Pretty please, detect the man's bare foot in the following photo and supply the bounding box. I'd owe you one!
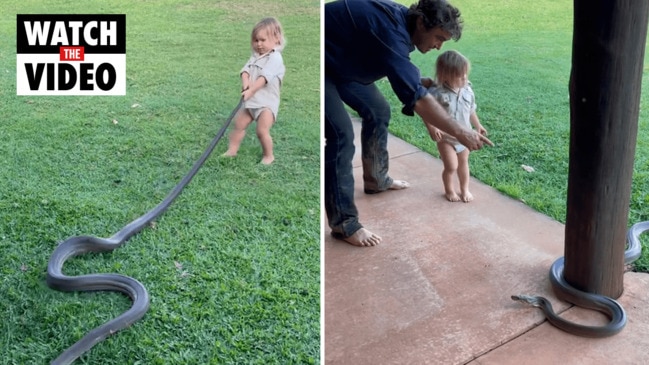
[461,190,474,202]
[365,179,410,194]
[445,191,461,202]
[261,155,274,165]
[334,228,381,247]
[389,180,410,190]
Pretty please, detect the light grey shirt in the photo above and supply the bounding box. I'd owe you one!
[429,82,477,149]
[240,49,285,119]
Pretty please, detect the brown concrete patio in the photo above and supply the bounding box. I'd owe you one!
[324,119,649,365]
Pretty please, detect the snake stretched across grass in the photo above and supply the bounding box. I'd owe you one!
[46,99,242,364]
[511,220,646,337]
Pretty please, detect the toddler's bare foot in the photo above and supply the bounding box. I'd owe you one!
[389,180,410,190]
[261,155,274,165]
[335,228,381,247]
[222,150,237,157]
[461,190,474,202]
[445,191,461,202]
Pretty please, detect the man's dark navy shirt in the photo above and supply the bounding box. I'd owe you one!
[325,0,428,115]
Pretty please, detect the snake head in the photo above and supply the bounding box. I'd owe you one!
[511,294,543,307]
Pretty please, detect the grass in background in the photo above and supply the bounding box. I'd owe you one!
[0,0,319,363]
[382,0,649,271]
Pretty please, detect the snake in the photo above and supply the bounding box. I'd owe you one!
[511,220,647,337]
[46,99,243,365]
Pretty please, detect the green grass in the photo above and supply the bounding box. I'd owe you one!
[1,0,319,364]
[381,0,649,271]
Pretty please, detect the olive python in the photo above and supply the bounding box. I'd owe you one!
[512,220,647,337]
[46,98,243,364]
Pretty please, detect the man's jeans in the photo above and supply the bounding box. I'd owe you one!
[324,78,392,237]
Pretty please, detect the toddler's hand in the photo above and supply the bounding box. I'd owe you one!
[241,88,253,101]
[429,128,443,142]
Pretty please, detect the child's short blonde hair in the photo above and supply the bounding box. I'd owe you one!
[435,50,470,85]
[252,17,286,52]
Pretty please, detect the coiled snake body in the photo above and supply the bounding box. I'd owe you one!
[512,221,647,337]
[46,99,242,364]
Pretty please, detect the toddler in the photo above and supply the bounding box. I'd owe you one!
[424,50,487,202]
[224,17,286,164]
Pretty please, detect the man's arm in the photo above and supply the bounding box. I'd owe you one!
[414,94,493,150]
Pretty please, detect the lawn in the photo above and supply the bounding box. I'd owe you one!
[382,0,649,271]
[0,0,320,364]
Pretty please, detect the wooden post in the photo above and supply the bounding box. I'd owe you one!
[564,0,649,297]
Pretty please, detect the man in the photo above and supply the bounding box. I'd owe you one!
[325,0,493,247]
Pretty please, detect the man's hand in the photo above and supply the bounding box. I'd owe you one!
[420,77,436,89]
[414,94,494,150]
[457,129,494,150]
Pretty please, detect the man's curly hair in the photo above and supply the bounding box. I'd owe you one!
[406,0,463,41]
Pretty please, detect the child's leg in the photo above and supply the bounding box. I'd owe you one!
[457,149,473,202]
[437,142,460,202]
[256,109,275,164]
[224,109,254,156]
